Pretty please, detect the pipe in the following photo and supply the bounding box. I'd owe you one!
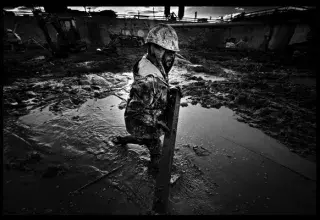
[169,19,303,28]
[168,21,265,28]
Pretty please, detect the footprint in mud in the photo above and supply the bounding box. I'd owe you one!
[169,158,220,215]
[183,144,211,156]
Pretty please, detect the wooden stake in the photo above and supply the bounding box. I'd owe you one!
[152,89,181,214]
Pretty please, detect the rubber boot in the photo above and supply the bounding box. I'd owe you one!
[147,138,162,173]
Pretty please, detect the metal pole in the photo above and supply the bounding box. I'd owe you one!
[167,21,265,28]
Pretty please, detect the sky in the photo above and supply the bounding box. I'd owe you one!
[4,6,280,19]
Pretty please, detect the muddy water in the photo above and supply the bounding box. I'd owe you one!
[169,66,226,86]
[5,68,316,214]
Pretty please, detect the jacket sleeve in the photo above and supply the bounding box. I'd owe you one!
[128,75,158,109]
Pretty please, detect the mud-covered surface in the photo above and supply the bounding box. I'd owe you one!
[3,46,316,215]
[178,49,316,161]
[3,47,142,117]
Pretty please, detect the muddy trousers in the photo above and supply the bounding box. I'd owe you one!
[114,135,162,167]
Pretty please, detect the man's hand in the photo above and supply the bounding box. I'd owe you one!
[157,120,170,134]
[169,85,183,98]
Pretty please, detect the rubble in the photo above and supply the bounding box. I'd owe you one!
[170,173,181,185]
[180,102,188,107]
[192,145,211,156]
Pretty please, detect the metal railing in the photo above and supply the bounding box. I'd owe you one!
[232,6,309,20]
[115,13,220,23]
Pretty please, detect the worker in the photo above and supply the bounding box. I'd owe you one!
[110,24,182,172]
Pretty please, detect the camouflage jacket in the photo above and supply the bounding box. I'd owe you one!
[124,54,170,139]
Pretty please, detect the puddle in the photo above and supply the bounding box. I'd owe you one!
[18,90,315,176]
[176,102,316,181]
[6,67,316,214]
[17,68,315,179]
[20,105,56,126]
[169,66,226,86]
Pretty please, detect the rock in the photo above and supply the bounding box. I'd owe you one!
[170,81,179,85]
[187,65,209,73]
[91,85,101,90]
[228,94,235,101]
[82,85,92,91]
[191,100,198,105]
[187,75,202,81]
[70,97,84,105]
[70,89,78,95]
[94,91,100,98]
[72,116,80,120]
[180,102,188,107]
[33,55,45,61]
[91,75,113,87]
[249,123,259,128]
[192,145,211,156]
[26,91,37,97]
[226,42,236,48]
[170,173,181,185]
[45,94,56,101]
[118,100,127,110]
[79,79,91,86]
[86,147,105,155]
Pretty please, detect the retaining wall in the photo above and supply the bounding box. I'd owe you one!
[4,15,311,51]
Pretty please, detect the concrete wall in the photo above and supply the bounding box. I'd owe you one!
[4,15,311,51]
[175,24,272,50]
[3,15,167,46]
[3,16,56,44]
[288,23,311,45]
[175,22,310,51]
[268,23,297,50]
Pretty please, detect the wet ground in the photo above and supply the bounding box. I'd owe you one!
[3,46,316,214]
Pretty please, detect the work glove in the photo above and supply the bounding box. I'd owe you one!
[156,120,170,134]
[169,85,183,98]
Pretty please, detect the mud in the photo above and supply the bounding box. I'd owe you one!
[178,49,316,161]
[3,44,316,214]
